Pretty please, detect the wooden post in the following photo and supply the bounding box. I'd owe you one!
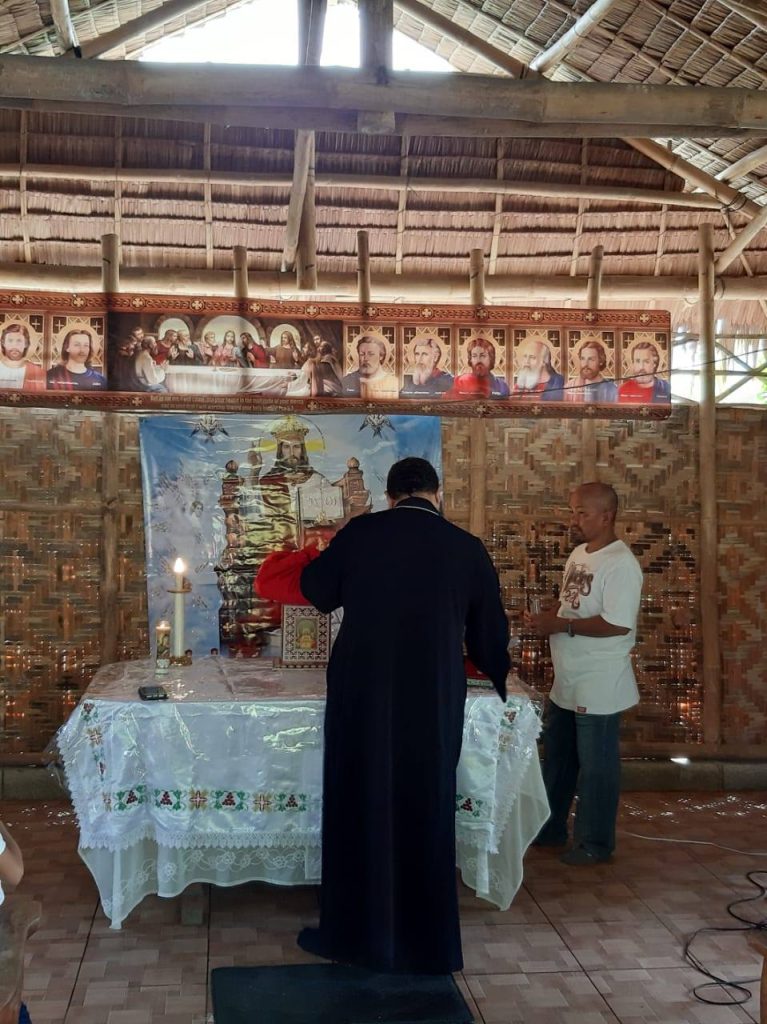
[469,248,485,306]
[586,243,604,308]
[357,230,371,307]
[359,0,392,75]
[296,139,317,290]
[581,244,603,481]
[101,232,119,293]
[100,233,120,666]
[49,0,79,54]
[697,223,722,746]
[469,421,487,540]
[358,0,394,133]
[468,248,487,539]
[282,130,314,272]
[233,245,248,300]
[293,0,324,289]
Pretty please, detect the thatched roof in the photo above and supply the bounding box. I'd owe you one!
[1,0,767,331]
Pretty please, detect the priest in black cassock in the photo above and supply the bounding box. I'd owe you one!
[256,457,510,974]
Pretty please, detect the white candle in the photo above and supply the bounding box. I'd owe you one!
[172,558,186,658]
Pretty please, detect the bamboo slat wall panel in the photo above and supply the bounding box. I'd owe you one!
[0,408,765,754]
[440,418,471,533]
[717,408,767,746]
[597,408,700,517]
[114,415,149,662]
[450,410,707,745]
[0,410,147,755]
[481,419,584,513]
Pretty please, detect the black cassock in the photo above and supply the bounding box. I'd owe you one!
[298,496,510,973]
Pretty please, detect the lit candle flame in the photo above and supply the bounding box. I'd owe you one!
[173,558,186,574]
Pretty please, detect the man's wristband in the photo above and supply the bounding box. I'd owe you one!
[567,619,575,637]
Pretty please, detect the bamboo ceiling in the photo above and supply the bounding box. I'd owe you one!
[1,0,767,331]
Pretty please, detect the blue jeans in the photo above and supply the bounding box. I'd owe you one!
[537,700,622,859]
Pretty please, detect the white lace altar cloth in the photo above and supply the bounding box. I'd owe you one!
[56,657,549,927]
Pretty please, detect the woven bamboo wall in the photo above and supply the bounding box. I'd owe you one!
[0,407,764,755]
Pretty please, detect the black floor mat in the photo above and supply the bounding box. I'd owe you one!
[210,963,475,1023]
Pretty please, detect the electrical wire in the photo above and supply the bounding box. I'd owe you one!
[683,872,766,1007]
[617,830,767,1006]
[618,830,767,857]
[525,344,767,398]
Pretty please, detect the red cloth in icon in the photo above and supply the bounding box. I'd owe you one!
[254,547,321,606]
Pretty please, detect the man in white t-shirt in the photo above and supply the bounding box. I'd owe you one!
[0,819,24,905]
[525,482,643,865]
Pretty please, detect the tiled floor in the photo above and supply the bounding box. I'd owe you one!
[2,792,765,1023]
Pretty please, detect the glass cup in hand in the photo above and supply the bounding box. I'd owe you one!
[527,594,542,615]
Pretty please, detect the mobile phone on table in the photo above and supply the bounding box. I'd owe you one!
[138,685,168,701]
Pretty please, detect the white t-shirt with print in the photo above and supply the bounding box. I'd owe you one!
[549,539,643,715]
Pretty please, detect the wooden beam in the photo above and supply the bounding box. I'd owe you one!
[74,0,212,59]
[720,208,767,323]
[49,0,80,55]
[530,0,623,75]
[203,122,213,270]
[18,112,31,263]
[358,0,394,133]
[0,162,724,209]
[715,141,767,182]
[391,0,756,213]
[287,0,325,285]
[357,230,371,307]
[3,58,767,136]
[6,263,767,300]
[715,201,767,273]
[394,135,409,275]
[394,0,527,77]
[488,139,504,277]
[653,167,670,277]
[625,138,761,219]
[569,139,589,279]
[1,95,762,139]
[697,223,721,748]
[296,148,317,290]
[282,130,314,272]
[298,0,328,65]
[360,0,393,73]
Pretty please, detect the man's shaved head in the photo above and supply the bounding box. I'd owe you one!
[575,482,619,519]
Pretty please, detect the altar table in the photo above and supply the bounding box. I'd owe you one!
[56,657,549,928]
